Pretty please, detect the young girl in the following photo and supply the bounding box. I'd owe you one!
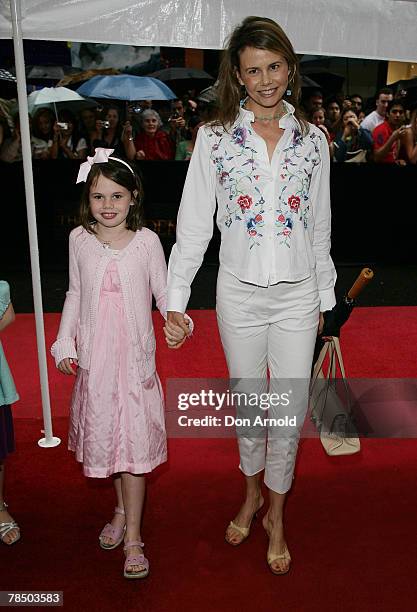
[0,280,20,546]
[52,148,190,579]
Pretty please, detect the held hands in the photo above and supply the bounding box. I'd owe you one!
[164,311,191,349]
[57,357,78,375]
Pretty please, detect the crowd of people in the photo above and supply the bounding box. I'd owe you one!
[0,84,416,165]
[306,88,417,164]
[0,97,208,163]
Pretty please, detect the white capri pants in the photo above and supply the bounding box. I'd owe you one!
[216,267,320,494]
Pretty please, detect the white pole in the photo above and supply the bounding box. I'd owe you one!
[10,0,60,448]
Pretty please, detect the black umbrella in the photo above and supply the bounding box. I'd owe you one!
[313,268,374,365]
[149,67,214,81]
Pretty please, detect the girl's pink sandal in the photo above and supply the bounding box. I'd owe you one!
[99,506,126,550]
[123,541,149,579]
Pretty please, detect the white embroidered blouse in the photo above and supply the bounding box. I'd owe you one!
[167,101,336,313]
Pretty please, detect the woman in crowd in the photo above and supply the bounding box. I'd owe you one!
[165,16,336,575]
[91,106,125,157]
[50,110,88,161]
[124,109,174,161]
[175,115,204,160]
[333,108,373,162]
[32,107,55,158]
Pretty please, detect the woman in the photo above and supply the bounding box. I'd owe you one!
[175,115,204,160]
[333,108,372,162]
[91,106,125,157]
[31,107,55,159]
[165,16,336,575]
[50,110,88,161]
[124,109,174,161]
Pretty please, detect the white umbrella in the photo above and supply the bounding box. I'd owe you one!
[27,86,96,117]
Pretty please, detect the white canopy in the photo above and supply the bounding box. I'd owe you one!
[1,0,417,61]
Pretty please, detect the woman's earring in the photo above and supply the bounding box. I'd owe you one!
[286,85,292,97]
[130,201,134,206]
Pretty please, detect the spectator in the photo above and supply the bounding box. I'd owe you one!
[32,108,55,155]
[373,100,408,164]
[401,107,417,164]
[333,109,373,162]
[168,99,188,145]
[350,93,363,115]
[78,108,97,154]
[90,105,125,157]
[325,97,342,138]
[310,108,333,156]
[361,87,393,134]
[124,109,174,161]
[175,115,204,160]
[304,89,323,114]
[0,114,49,163]
[342,96,352,110]
[50,111,88,160]
[0,109,10,150]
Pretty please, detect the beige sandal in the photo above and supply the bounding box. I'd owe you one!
[267,545,291,575]
[0,502,21,546]
[225,498,264,546]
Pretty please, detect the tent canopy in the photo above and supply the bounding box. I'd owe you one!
[1,0,417,62]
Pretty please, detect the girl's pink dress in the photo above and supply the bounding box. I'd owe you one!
[69,259,167,477]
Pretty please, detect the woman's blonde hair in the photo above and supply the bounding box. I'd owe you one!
[213,16,307,133]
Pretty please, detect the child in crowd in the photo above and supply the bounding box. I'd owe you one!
[0,281,20,545]
[52,148,190,578]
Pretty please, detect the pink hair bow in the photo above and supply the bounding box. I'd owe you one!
[76,147,115,184]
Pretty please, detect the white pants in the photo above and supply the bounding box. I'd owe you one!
[216,267,320,494]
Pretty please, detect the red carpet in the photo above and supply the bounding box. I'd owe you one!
[3,307,417,419]
[1,309,417,611]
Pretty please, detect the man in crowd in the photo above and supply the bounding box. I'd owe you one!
[361,87,393,134]
[350,94,363,116]
[304,90,323,114]
[373,100,408,164]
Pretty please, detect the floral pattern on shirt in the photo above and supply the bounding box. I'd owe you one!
[275,129,321,247]
[208,122,321,249]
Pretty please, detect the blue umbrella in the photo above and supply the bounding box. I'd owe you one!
[76,74,176,101]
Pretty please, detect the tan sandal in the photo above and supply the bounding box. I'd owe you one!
[225,498,264,546]
[0,502,21,546]
[267,545,291,575]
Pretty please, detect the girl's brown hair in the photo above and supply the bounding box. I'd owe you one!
[214,16,307,133]
[79,158,144,233]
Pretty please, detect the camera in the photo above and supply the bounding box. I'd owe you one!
[57,122,68,130]
[168,111,180,122]
[100,120,110,129]
[129,106,143,114]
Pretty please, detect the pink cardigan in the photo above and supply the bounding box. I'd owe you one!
[51,226,189,381]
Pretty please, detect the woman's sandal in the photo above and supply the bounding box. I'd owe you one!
[267,545,292,576]
[0,502,21,546]
[225,498,264,546]
[123,541,149,579]
[99,506,126,550]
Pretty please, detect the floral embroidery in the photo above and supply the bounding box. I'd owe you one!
[275,129,321,247]
[237,194,253,211]
[232,126,248,146]
[206,120,322,250]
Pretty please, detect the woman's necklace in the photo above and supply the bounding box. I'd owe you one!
[243,101,286,122]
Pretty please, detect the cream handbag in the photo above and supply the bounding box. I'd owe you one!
[310,337,360,456]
